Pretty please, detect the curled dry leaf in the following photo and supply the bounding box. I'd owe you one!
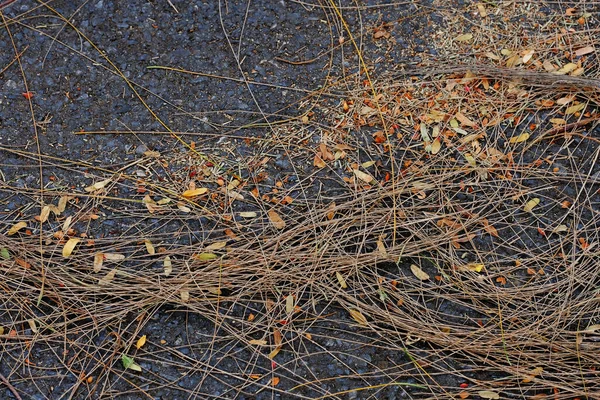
[163,256,172,276]
[285,294,294,314]
[144,239,155,255]
[268,210,286,229]
[509,132,530,144]
[353,169,374,183]
[39,205,51,223]
[93,253,104,273]
[349,309,368,325]
[336,271,348,289]
[249,339,267,346]
[136,335,147,349]
[182,188,208,198]
[411,264,430,281]
[62,238,80,257]
[7,221,27,235]
[84,178,111,192]
[98,268,117,285]
[205,241,227,251]
[524,198,540,213]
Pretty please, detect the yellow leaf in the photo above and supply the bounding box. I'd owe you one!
[28,319,38,333]
[98,268,117,285]
[430,138,442,155]
[361,160,376,168]
[549,118,566,125]
[62,238,80,257]
[555,62,577,75]
[180,290,190,302]
[268,347,282,360]
[353,169,374,183]
[144,239,155,255]
[336,271,348,289]
[57,196,69,213]
[205,241,227,251]
[349,309,368,325]
[164,256,172,276]
[268,210,286,230]
[478,390,499,399]
[39,205,51,223]
[455,33,473,42]
[7,221,27,235]
[249,339,267,345]
[565,103,585,115]
[410,264,430,281]
[285,295,294,314]
[509,132,530,144]
[524,198,540,213]
[85,178,111,192]
[464,153,476,168]
[104,253,125,261]
[193,253,218,261]
[136,335,147,349]
[182,188,208,197]
[466,263,485,273]
[93,253,104,273]
[239,211,257,218]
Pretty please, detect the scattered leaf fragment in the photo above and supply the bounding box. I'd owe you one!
[28,319,38,333]
[239,211,257,218]
[458,390,469,399]
[144,239,155,255]
[62,238,80,257]
[7,221,27,235]
[15,258,31,269]
[268,210,286,229]
[481,218,499,237]
[93,253,104,273]
[466,263,484,273]
[121,354,142,372]
[455,33,473,42]
[98,268,117,285]
[205,241,227,251]
[285,295,294,314]
[249,339,267,345]
[509,132,530,144]
[85,178,111,192]
[193,253,218,261]
[180,290,190,302]
[353,169,374,183]
[478,390,500,399]
[336,271,348,289]
[574,46,595,57]
[272,377,280,386]
[411,264,430,281]
[182,188,208,198]
[522,367,543,383]
[523,198,540,213]
[349,309,368,325]
[136,335,147,349]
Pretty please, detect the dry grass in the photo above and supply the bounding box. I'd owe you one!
[1,0,600,399]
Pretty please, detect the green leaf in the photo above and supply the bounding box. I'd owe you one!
[121,354,142,372]
[0,248,10,260]
[378,289,388,302]
[193,253,218,261]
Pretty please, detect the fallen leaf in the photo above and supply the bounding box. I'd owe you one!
[582,324,600,333]
[477,3,487,17]
[136,335,147,349]
[239,211,257,218]
[574,46,595,57]
[522,366,543,383]
[39,205,51,223]
[163,256,172,276]
[180,290,190,302]
[85,178,111,192]
[353,169,374,183]
[455,112,477,128]
[466,263,484,273]
[410,264,430,281]
[205,241,227,251]
[98,268,117,285]
[93,253,104,273]
[455,33,473,42]
[15,258,31,269]
[522,49,534,64]
[182,188,208,197]
[272,376,280,386]
[249,339,267,345]
[523,198,540,213]
[144,239,155,255]
[430,138,442,154]
[121,354,142,372]
[349,309,368,325]
[458,390,470,399]
[62,238,80,257]
[336,271,348,289]
[313,154,326,168]
[481,219,499,237]
[104,253,125,261]
[285,295,294,314]
[556,96,575,105]
[509,132,530,144]
[565,103,585,115]
[268,210,286,229]
[193,253,217,261]
[478,390,499,399]
[7,221,27,235]
[554,63,577,75]
[0,248,10,260]
[28,319,37,333]
[549,118,566,125]
[62,216,73,233]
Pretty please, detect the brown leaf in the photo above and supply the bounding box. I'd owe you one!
[313,153,326,168]
[349,309,368,325]
[410,264,430,281]
[268,210,286,230]
[7,221,27,235]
